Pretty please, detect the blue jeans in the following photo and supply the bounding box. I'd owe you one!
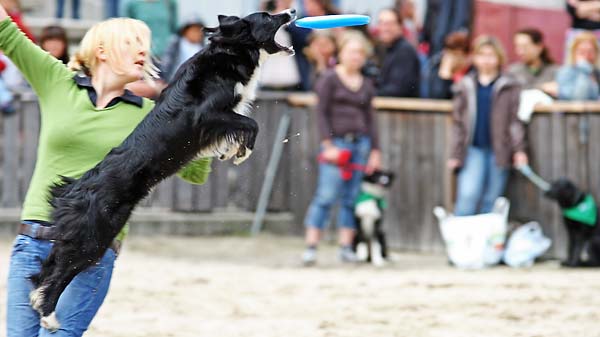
[104,0,119,18]
[7,224,115,337]
[56,0,80,19]
[454,147,509,216]
[304,136,371,230]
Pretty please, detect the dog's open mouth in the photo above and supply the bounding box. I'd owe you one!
[274,10,296,55]
[274,28,294,55]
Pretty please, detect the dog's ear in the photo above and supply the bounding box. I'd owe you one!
[217,15,247,36]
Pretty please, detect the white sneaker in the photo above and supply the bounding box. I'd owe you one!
[302,248,317,266]
[338,247,358,263]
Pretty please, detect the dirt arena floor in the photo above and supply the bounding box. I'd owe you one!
[1,234,599,337]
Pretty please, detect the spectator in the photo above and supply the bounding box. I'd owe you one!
[302,31,381,265]
[56,0,80,19]
[550,31,600,101]
[120,0,178,58]
[565,0,600,58]
[39,25,70,65]
[448,36,527,216]
[567,0,600,30]
[288,0,339,90]
[303,29,337,85]
[424,31,471,99]
[421,0,473,57]
[375,8,420,97]
[259,0,301,90]
[507,28,558,90]
[105,0,120,18]
[395,0,419,48]
[160,16,205,83]
[0,0,34,41]
[0,67,14,115]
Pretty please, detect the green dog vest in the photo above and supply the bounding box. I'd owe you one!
[563,194,597,227]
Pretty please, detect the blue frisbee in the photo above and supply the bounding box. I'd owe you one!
[294,14,371,29]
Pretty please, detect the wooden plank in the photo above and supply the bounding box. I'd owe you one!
[210,160,230,209]
[549,112,568,258]
[286,107,310,234]
[267,100,290,211]
[430,112,448,252]
[288,92,600,114]
[192,169,212,211]
[173,177,194,211]
[417,112,436,252]
[532,115,556,255]
[21,99,40,198]
[2,112,19,207]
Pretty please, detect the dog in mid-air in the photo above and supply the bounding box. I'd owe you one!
[353,170,395,267]
[545,178,600,267]
[30,9,297,330]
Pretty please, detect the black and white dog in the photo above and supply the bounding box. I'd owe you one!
[353,170,395,266]
[30,9,296,330]
[545,178,600,267]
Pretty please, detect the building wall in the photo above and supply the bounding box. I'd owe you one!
[474,0,570,64]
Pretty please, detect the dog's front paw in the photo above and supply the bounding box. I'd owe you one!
[29,286,46,312]
[41,312,61,332]
[233,147,252,165]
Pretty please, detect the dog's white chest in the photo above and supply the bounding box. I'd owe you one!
[233,50,269,116]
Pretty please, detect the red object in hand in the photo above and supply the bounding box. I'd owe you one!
[318,149,362,181]
[337,149,353,180]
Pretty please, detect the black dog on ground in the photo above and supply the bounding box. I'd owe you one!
[30,9,296,330]
[353,170,395,266]
[545,178,600,267]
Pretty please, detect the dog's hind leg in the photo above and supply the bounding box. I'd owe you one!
[32,242,106,331]
[375,220,388,259]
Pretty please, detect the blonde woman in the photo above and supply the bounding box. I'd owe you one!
[0,4,211,336]
[557,31,600,100]
[448,36,527,216]
[302,31,381,265]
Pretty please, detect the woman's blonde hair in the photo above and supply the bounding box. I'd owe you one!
[68,18,158,81]
[337,30,373,57]
[472,35,507,68]
[567,31,600,66]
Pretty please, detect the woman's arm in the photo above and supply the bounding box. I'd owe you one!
[508,86,528,166]
[177,157,213,185]
[448,88,467,169]
[557,64,596,100]
[0,4,8,20]
[0,13,72,97]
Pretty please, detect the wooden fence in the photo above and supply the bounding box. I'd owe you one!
[3,91,600,257]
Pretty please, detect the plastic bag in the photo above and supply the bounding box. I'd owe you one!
[503,221,552,268]
[434,197,509,269]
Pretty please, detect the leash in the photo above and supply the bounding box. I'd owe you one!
[517,164,551,192]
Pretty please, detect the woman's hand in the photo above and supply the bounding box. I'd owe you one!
[365,149,381,175]
[513,151,529,168]
[539,81,558,98]
[320,140,340,162]
[0,3,8,20]
[447,158,462,171]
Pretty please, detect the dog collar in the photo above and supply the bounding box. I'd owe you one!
[563,194,597,227]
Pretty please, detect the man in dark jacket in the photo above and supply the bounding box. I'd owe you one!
[375,8,420,97]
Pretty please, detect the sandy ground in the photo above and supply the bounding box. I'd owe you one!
[0,234,599,337]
